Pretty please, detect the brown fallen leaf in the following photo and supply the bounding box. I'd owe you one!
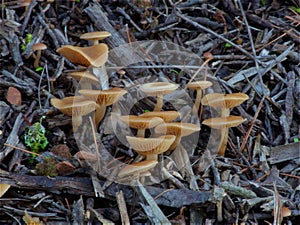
[23,210,43,225]
[0,183,11,197]
[6,87,22,106]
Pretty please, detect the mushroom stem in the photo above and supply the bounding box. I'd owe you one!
[221,108,230,118]
[94,104,106,128]
[169,137,181,151]
[154,94,163,111]
[146,154,158,161]
[93,40,99,45]
[73,116,83,132]
[34,50,41,68]
[137,129,145,137]
[193,89,202,115]
[218,127,229,156]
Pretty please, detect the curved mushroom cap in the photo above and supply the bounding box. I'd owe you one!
[201,93,249,109]
[186,81,212,90]
[140,82,178,96]
[139,111,180,122]
[155,122,200,137]
[32,43,47,51]
[79,88,127,106]
[202,116,246,129]
[119,115,164,130]
[126,135,176,155]
[56,44,108,67]
[80,31,111,42]
[50,96,97,117]
[118,160,158,178]
[68,71,99,83]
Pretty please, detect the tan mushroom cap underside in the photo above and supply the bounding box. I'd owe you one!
[139,111,180,122]
[126,135,176,155]
[155,122,201,137]
[202,116,246,129]
[119,115,164,130]
[80,31,111,41]
[186,81,212,90]
[118,160,158,178]
[56,43,108,67]
[201,93,249,109]
[50,96,97,116]
[79,88,127,106]
[140,82,178,96]
[68,71,99,83]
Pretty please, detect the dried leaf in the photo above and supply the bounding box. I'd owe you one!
[23,210,43,225]
[0,183,11,197]
[6,87,22,106]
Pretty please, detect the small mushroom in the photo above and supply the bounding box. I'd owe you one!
[79,88,127,127]
[126,135,176,161]
[139,110,180,122]
[118,160,158,178]
[201,93,249,117]
[56,44,108,67]
[186,81,212,115]
[140,82,178,111]
[80,31,111,45]
[68,70,99,89]
[202,116,246,156]
[50,96,97,131]
[119,115,164,137]
[155,122,201,150]
[32,43,47,68]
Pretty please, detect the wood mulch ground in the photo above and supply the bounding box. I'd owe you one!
[0,0,300,224]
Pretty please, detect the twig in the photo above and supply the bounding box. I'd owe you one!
[116,190,130,225]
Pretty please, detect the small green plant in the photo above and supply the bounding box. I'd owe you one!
[35,66,43,72]
[21,33,33,51]
[261,0,267,6]
[24,116,48,154]
[291,6,300,14]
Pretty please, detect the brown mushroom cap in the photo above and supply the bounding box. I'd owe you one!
[68,71,99,83]
[118,160,158,178]
[202,116,246,129]
[56,44,108,67]
[32,43,47,51]
[201,93,249,109]
[80,31,111,42]
[50,96,97,117]
[186,81,212,90]
[79,88,127,106]
[119,115,164,130]
[140,82,178,96]
[126,135,176,155]
[139,111,180,122]
[155,122,201,137]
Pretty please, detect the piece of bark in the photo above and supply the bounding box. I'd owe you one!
[116,190,130,225]
[269,142,300,164]
[0,101,11,126]
[0,172,212,208]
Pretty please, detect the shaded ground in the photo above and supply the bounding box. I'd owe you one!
[0,0,300,224]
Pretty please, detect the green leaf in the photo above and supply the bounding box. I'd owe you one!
[224,43,232,48]
[291,6,300,14]
[35,66,43,72]
[294,137,299,143]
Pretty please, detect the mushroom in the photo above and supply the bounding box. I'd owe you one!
[50,96,97,131]
[140,82,178,111]
[32,43,47,68]
[119,115,164,137]
[126,135,176,161]
[80,31,111,45]
[202,116,246,156]
[201,93,249,117]
[56,43,108,67]
[155,122,201,150]
[68,70,99,89]
[139,110,180,122]
[118,160,158,178]
[79,88,127,127]
[186,81,212,115]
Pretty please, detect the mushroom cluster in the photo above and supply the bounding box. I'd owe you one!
[51,30,127,130]
[118,82,201,179]
[201,92,249,155]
